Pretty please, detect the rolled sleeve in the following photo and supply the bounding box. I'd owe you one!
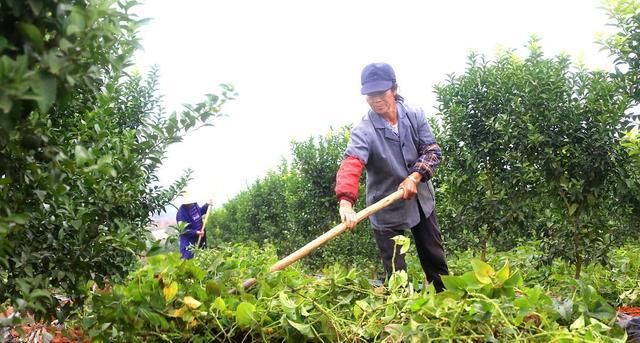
[335,124,369,204]
[409,108,442,180]
[335,156,364,204]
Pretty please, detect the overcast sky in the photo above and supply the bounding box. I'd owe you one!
[134,0,614,210]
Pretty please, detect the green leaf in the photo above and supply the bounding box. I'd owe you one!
[31,72,57,112]
[43,51,65,75]
[213,297,226,311]
[353,303,363,320]
[287,319,314,338]
[74,145,90,165]
[27,0,44,15]
[97,154,112,166]
[18,22,44,52]
[355,300,370,312]
[391,235,411,254]
[495,261,510,283]
[7,214,29,225]
[503,271,523,288]
[568,203,578,216]
[206,280,221,296]
[554,299,573,321]
[0,37,9,52]
[441,275,466,292]
[66,11,86,36]
[570,314,586,330]
[163,282,177,303]
[0,94,12,113]
[236,302,256,327]
[384,324,411,339]
[59,38,73,51]
[34,190,46,201]
[381,305,396,323]
[471,259,494,284]
[278,291,296,310]
[29,289,51,299]
[388,270,408,291]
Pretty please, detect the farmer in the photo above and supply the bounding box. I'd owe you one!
[335,62,449,292]
[176,192,210,259]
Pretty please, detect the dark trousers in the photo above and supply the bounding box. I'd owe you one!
[373,206,449,292]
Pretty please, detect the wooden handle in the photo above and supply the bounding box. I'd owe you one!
[234,189,405,292]
[269,189,404,272]
[196,200,214,246]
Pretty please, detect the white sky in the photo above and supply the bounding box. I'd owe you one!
[134,0,614,211]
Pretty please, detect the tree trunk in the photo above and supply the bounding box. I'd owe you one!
[480,229,492,262]
[574,233,582,279]
[571,213,582,279]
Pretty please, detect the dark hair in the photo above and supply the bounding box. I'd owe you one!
[391,83,404,102]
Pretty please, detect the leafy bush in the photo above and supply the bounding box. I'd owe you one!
[442,242,640,307]
[0,0,235,320]
[208,128,380,272]
[80,243,627,342]
[436,38,634,276]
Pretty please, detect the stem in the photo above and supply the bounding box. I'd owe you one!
[211,312,229,339]
[449,299,466,333]
[294,291,347,341]
[559,190,583,279]
[391,242,397,275]
[468,292,521,341]
[336,284,384,297]
[573,222,582,279]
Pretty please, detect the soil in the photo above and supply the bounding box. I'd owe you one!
[1,307,89,343]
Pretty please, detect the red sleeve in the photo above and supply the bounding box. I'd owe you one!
[335,156,364,205]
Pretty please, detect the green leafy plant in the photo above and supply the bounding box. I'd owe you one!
[207,127,380,272]
[80,243,627,342]
[436,38,634,277]
[0,0,235,321]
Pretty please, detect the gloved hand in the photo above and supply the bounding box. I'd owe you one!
[339,200,357,230]
[398,174,420,200]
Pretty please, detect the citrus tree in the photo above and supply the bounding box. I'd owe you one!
[436,39,633,277]
[0,0,234,320]
[208,127,379,271]
[602,0,640,224]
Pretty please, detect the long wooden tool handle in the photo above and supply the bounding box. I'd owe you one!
[239,189,405,291]
[197,200,214,246]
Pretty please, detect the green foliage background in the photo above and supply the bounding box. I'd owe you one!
[207,4,640,280]
[80,243,632,342]
[208,128,381,273]
[0,0,235,319]
[0,0,640,340]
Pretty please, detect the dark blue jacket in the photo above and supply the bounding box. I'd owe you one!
[176,203,209,259]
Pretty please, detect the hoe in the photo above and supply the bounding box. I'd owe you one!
[234,189,405,292]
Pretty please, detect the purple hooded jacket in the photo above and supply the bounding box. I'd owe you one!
[176,203,209,259]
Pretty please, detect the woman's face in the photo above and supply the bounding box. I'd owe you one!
[366,89,396,115]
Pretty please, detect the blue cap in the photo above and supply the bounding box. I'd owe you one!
[360,63,396,95]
